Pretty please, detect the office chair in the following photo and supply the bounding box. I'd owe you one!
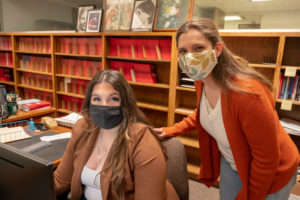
[162,137,189,200]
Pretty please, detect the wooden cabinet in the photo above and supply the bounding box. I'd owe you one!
[0,31,299,180]
[52,33,103,115]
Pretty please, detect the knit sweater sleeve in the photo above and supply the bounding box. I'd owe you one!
[162,108,198,137]
[235,87,280,200]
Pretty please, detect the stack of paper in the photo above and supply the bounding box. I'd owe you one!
[0,126,31,143]
[54,112,83,128]
[280,118,300,136]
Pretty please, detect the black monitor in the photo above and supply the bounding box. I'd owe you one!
[0,142,56,200]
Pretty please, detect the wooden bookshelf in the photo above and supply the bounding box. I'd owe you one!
[0,31,300,182]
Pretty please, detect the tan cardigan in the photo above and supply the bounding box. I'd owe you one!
[54,118,179,200]
[163,78,299,200]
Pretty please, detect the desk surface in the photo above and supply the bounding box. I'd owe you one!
[39,125,72,168]
[3,107,56,123]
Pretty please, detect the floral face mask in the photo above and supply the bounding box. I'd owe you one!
[178,49,218,81]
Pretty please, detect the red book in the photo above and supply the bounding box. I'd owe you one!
[21,100,51,112]
[124,62,133,81]
[134,63,157,83]
[109,38,118,56]
[147,39,159,59]
[135,39,146,59]
[96,37,102,55]
[159,39,171,60]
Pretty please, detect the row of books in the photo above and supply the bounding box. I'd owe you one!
[59,37,102,55]
[21,73,52,90]
[60,96,84,113]
[277,72,300,101]
[59,78,89,95]
[0,52,13,66]
[0,36,12,50]
[60,58,101,77]
[18,37,51,53]
[20,55,52,73]
[0,68,13,82]
[23,89,52,104]
[110,60,158,83]
[109,38,171,60]
[17,98,51,112]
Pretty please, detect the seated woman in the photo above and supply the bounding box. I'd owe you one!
[54,70,179,200]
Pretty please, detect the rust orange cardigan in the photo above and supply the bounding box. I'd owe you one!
[163,78,299,200]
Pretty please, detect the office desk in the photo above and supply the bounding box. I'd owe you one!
[39,125,72,168]
[3,107,56,123]
[8,125,72,168]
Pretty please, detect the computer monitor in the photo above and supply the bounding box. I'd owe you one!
[0,142,56,200]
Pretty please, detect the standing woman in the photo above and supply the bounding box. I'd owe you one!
[54,70,179,200]
[154,18,299,200]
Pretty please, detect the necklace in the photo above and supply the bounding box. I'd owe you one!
[97,134,110,165]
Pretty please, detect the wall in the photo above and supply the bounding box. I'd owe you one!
[261,10,300,29]
[0,0,3,31]
[224,10,300,30]
[1,0,74,32]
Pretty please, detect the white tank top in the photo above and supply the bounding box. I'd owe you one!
[200,90,237,171]
[81,165,102,200]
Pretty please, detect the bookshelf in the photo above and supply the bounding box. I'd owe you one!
[0,31,300,180]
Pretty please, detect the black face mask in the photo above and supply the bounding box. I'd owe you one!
[89,104,123,130]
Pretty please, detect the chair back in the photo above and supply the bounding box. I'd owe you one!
[162,137,189,200]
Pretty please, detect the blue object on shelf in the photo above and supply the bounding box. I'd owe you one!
[29,118,36,130]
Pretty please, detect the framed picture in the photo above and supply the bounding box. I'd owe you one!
[130,0,157,32]
[104,0,135,31]
[86,9,103,32]
[154,0,193,31]
[76,5,95,32]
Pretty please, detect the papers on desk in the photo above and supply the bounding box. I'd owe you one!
[55,112,82,128]
[289,194,300,200]
[40,132,71,142]
[280,118,300,136]
[0,126,31,143]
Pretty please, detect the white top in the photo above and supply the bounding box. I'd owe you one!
[199,90,237,171]
[81,165,102,200]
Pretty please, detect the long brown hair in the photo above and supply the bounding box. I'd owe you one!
[176,18,273,92]
[81,70,165,199]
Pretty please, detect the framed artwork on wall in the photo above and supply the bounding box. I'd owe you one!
[76,5,95,32]
[130,0,157,32]
[86,9,103,32]
[104,0,135,32]
[154,0,193,31]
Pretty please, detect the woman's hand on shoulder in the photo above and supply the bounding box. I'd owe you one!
[152,127,167,138]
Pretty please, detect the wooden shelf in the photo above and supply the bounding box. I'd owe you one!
[177,136,199,148]
[18,84,53,92]
[0,80,15,86]
[55,52,101,59]
[249,63,276,69]
[57,108,73,114]
[106,56,170,63]
[187,163,200,178]
[16,68,52,75]
[137,101,168,112]
[129,81,169,89]
[15,50,51,55]
[0,49,12,52]
[276,99,300,105]
[0,65,14,69]
[176,86,195,92]
[4,107,56,123]
[56,91,85,99]
[175,107,194,115]
[56,74,92,81]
